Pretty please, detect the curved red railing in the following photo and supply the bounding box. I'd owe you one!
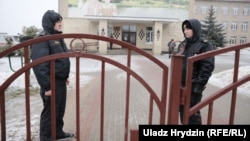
[0,34,168,141]
[169,42,250,125]
[1,33,249,141]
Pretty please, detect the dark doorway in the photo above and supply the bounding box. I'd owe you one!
[122,25,136,46]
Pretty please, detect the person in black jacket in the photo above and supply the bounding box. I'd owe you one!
[179,19,215,125]
[110,33,114,50]
[31,10,74,140]
[167,39,176,58]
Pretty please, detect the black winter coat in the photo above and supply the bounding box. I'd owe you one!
[31,10,70,91]
[181,19,215,88]
[31,34,70,91]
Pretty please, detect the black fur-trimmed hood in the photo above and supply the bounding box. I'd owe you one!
[42,10,63,34]
[182,19,201,42]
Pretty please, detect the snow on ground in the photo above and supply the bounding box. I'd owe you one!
[0,50,249,140]
[209,65,250,96]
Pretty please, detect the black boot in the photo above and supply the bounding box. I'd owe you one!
[188,112,202,125]
[56,132,75,140]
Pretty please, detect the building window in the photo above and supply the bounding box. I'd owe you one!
[213,6,218,14]
[222,22,227,30]
[243,8,249,16]
[194,6,197,13]
[146,27,153,43]
[201,6,207,14]
[233,8,238,15]
[231,23,237,30]
[242,22,248,31]
[230,36,237,45]
[222,7,228,15]
[240,37,247,44]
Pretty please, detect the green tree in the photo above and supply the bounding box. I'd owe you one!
[5,36,13,46]
[22,26,41,38]
[201,5,227,48]
[19,26,41,43]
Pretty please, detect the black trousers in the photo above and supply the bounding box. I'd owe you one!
[179,93,202,125]
[110,42,113,50]
[168,46,172,58]
[39,79,67,141]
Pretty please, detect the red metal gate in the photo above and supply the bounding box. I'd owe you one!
[0,34,250,141]
[168,42,250,125]
[0,34,169,141]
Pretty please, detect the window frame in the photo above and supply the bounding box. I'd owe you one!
[240,37,247,44]
[222,7,228,15]
[233,8,239,15]
[201,6,207,14]
[230,36,237,45]
[231,22,238,30]
[242,22,248,31]
[145,26,153,44]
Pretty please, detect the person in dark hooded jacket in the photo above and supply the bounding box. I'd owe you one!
[31,10,74,140]
[179,19,215,125]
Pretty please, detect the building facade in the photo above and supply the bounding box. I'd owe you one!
[189,0,250,47]
[58,0,188,55]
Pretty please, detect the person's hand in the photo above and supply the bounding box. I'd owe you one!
[45,90,52,96]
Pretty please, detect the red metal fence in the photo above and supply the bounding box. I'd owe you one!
[0,33,249,141]
[168,42,250,125]
[0,34,168,141]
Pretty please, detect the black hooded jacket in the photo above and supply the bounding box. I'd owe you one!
[31,10,70,91]
[181,19,215,87]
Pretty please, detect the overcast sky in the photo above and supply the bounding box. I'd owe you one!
[0,0,58,35]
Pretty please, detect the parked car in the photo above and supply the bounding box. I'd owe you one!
[0,35,21,56]
[7,35,20,45]
[0,33,8,47]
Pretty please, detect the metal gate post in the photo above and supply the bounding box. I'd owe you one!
[167,55,183,124]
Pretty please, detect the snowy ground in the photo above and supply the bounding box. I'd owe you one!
[0,49,249,140]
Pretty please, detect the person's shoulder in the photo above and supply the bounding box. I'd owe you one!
[200,39,214,50]
[201,39,209,44]
[32,31,50,47]
[35,31,46,38]
[200,39,212,46]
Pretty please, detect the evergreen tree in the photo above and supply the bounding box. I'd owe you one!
[22,26,41,38]
[19,26,42,42]
[201,5,227,48]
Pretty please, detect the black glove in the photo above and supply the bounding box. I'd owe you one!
[191,84,204,107]
[192,84,205,95]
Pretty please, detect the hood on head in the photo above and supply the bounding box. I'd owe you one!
[42,10,63,34]
[182,19,201,42]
